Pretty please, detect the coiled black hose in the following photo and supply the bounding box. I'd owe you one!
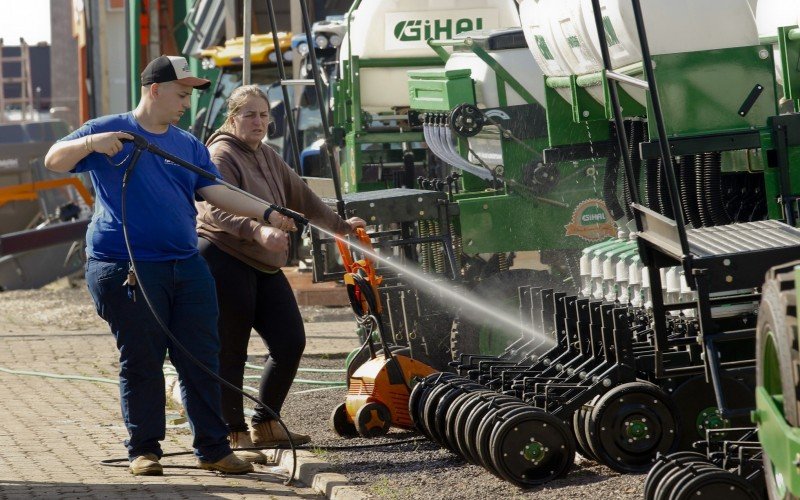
[695,154,713,227]
[623,121,643,220]
[679,154,703,227]
[704,152,731,225]
[604,154,626,221]
[645,157,659,211]
[656,157,675,219]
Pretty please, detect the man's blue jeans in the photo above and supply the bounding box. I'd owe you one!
[86,254,231,462]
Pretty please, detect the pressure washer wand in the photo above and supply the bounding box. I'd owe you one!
[121,132,310,227]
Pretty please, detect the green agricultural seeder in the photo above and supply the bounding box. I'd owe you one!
[257,0,800,495]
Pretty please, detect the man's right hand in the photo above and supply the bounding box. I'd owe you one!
[91,132,134,157]
[256,225,289,253]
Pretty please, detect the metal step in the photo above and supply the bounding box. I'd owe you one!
[687,220,800,257]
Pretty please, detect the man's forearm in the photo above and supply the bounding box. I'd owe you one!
[45,137,91,173]
[198,184,270,220]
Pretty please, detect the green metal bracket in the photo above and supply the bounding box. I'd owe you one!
[755,387,800,497]
[571,75,606,123]
[779,26,800,103]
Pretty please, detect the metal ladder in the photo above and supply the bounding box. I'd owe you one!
[0,38,35,123]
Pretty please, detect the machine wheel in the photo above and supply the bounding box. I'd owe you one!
[671,374,753,451]
[644,452,710,500]
[574,395,600,462]
[434,381,483,452]
[453,391,491,463]
[409,372,454,436]
[488,407,576,487]
[476,403,530,473]
[450,269,553,360]
[463,395,520,465]
[330,403,358,438]
[669,467,761,500]
[586,381,679,473]
[655,464,722,500]
[355,402,392,438]
[757,277,800,500]
[444,391,477,453]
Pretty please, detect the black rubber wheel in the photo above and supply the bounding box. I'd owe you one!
[586,381,679,473]
[644,452,709,500]
[652,462,701,500]
[409,372,456,437]
[488,407,576,487]
[661,464,723,500]
[757,277,800,500]
[453,391,492,463]
[476,403,530,473]
[671,374,753,451]
[355,401,392,438]
[574,395,600,462]
[422,381,466,446]
[434,381,483,452]
[330,402,358,438]
[444,390,477,453]
[463,395,519,465]
[450,270,556,361]
[670,466,761,500]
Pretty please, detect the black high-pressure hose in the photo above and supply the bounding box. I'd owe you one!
[110,134,306,485]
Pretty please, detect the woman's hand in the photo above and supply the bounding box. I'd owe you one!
[90,132,134,156]
[267,211,298,232]
[346,217,367,233]
[256,225,289,252]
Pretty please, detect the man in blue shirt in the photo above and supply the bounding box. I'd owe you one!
[45,55,296,476]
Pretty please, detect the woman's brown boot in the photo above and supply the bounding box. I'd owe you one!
[251,420,311,447]
[230,431,268,464]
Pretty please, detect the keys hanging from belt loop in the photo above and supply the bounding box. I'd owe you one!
[123,263,137,302]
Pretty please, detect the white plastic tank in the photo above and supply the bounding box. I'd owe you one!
[579,0,642,70]
[341,0,520,112]
[637,0,759,56]
[519,0,574,103]
[756,0,799,88]
[549,1,603,76]
[444,32,547,107]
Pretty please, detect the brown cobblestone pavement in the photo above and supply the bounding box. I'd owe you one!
[0,325,322,499]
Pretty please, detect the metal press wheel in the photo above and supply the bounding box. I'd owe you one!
[475,403,531,474]
[643,452,710,500]
[573,394,600,462]
[463,395,520,466]
[586,381,679,473]
[433,380,483,452]
[667,466,761,500]
[443,390,478,453]
[756,277,800,500]
[671,374,753,451]
[488,407,576,487]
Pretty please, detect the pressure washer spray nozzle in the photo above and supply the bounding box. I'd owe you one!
[270,204,309,227]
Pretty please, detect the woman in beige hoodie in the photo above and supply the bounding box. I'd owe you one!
[196,85,364,463]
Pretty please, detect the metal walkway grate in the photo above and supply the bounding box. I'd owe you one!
[687,220,800,257]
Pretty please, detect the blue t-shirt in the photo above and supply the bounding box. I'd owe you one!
[64,112,221,261]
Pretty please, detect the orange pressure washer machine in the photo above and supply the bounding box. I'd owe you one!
[330,228,438,438]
